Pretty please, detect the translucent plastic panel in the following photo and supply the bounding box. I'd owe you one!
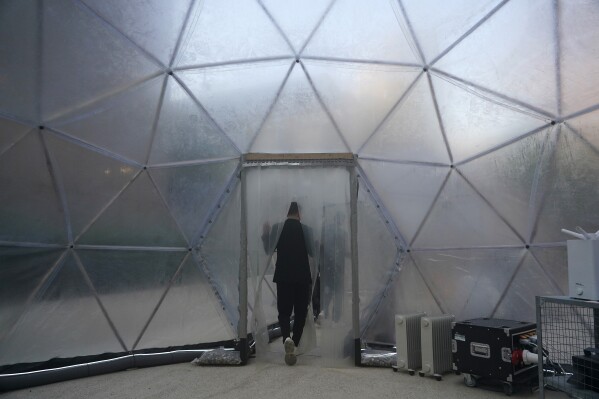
[318,192,353,366]
[359,160,447,245]
[533,127,599,243]
[413,170,522,248]
[82,0,192,66]
[77,249,186,350]
[44,133,138,239]
[458,130,548,241]
[199,182,241,328]
[78,171,187,247]
[251,64,347,153]
[494,252,562,322]
[305,61,421,152]
[41,0,161,121]
[0,0,38,121]
[252,279,279,333]
[356,183,399,334]
[567,109,599,153]
[432,74,549,163]
[178,61,291,153]
[303,0,419,64]
[402,0,502,63]
[136,255,235,350]
[530,246,568,295]
[412,248,524,321]
[0,131,66,244]
[560,0,599,116]
[0,253,123,365]
[149,76,239,165]
[361,256,442,344]
[435,0,558,116]
[49,77,164,164]
[0,248,64,341]
[150,159,238,243]
[360,76,449,164]
[175,0,292,67]
[261,0,332,53]
[245,166,351,360]
[0,119,33,155]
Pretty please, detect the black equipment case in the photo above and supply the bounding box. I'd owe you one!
[452,318,538,395]
[571,347,599,392]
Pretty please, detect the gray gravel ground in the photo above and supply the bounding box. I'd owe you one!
[2,350,566,399]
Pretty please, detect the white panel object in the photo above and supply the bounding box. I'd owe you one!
[395,312,426,373]
[419,314,455,380]
[567,239,599,301]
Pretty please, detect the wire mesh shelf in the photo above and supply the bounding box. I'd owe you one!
[538,296,599,398]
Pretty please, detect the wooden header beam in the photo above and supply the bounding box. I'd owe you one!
[243,153,354,162]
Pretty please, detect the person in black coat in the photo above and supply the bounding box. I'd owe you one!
[262,201,314,365]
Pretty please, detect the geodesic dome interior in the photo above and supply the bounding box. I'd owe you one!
[2,0,599,370]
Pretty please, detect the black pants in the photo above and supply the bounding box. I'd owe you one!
[276,282,311,347]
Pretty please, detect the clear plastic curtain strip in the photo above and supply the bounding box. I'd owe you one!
[245,165,351,364]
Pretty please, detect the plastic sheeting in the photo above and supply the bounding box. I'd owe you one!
[2,0,599,367]
[245,165,352,365]
[198,181,242,333]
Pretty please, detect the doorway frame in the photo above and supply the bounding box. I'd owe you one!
[238,153,360,365]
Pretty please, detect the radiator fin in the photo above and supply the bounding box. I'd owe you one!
[395,313,426,371]
[421,315,455,376]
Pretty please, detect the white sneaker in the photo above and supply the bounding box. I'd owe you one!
[284,337,297,366]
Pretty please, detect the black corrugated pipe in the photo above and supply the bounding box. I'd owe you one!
[0,340,237,392]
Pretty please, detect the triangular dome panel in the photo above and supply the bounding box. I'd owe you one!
[0,1,38,121]
[0,118,33,155]
[48,77,164,164]
[81,0,192,67]
[360,75,449,164]
[390,256,442,316]
[77,249,186,350]
[150,159,238,243]
[432,74,549,163]
[402,0,503,63]
[412,248,524,320]
[306,61,421,152]
[41,0,161,121]
[178,61,291,153]
[533,126,599,243]
[198,182,241,328]
[458,130,548,241]
[560,0,599,116]
[361,256,442,343]
[530,246,568,295]
[175,0,293,68]
[77,171,187,247]
[44,132,137,239]
[0,131,66,244]
[261,0,332,54]
[567,109,599,153]
[303,0,419,64]
[434,0,558,116]
[251,63,347,153]
[149,76,239,165]
[0,248,65,341]
[359,160,447,245]
[493,252,561,322]
[357,182,401,318]
[413,170,522,248]
[136,255,235,350]
[0,252,123,365]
